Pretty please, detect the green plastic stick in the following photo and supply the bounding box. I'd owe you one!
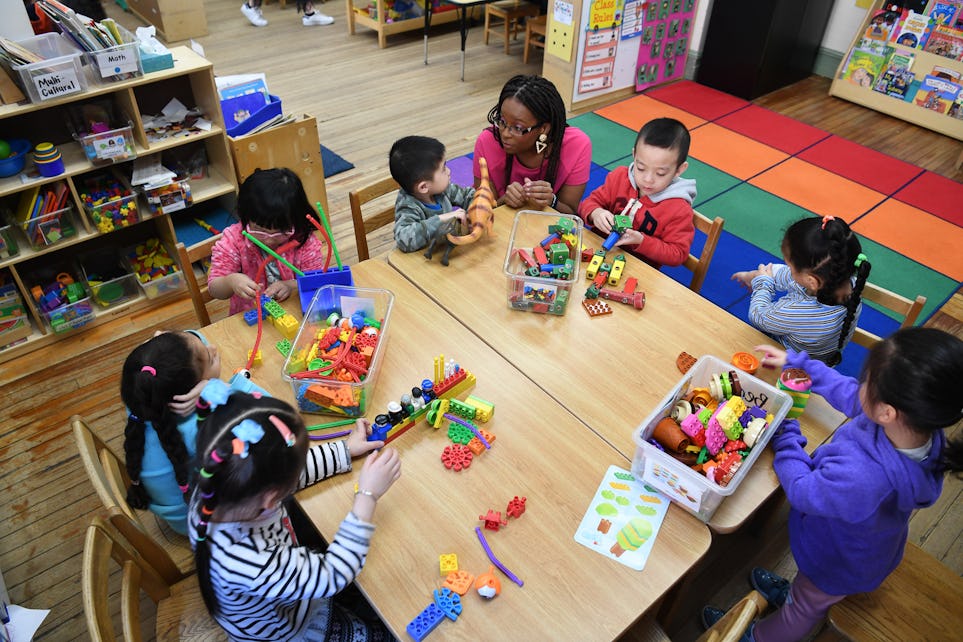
[242,231,305,276]
[305,418,357,431]
[315,202,343,269]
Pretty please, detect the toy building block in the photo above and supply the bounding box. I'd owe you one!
[439,553,458,575]
[548,242,568,264]
[432,588,462,621]
[276,338,292,357]
[443,570,475,596]
[601,230,621,252]
[549,216,575,235]
[434,369,475,398]
[623,276,638,294]
[532,245,549,265]
[479,509,508,531]
[243,308,259,326]
[608,254,626,285]
[247,349,263,366]
[539,232,560,248]
[447,422,475,445]
[276,314,299,340]
[441,444,473,471]
[516,248,537,270]
[580,245,594,261]
[406,603,445,642]
[599,287,646,310]
[583,299,613,317]
[474,565,502,599]
[586,250,606,279]
[592,264,611,289]
[464,395,494,422]
[446,398,476,420]
[612,214,633,233]
[465,428,495,455]
[506,495,527,519]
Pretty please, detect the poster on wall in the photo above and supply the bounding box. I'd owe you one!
[634,0,697,91]
[577,0,625,94]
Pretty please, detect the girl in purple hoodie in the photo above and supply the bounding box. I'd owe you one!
[705,327,963,641]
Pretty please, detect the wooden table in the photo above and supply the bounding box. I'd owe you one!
[202,260,711,641]
[387,207,846,533]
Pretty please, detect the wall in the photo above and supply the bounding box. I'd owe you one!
[0,3,35,41]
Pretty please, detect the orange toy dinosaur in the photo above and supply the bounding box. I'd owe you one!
[448,157,495,245]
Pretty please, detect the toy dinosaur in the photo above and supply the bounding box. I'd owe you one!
[447,157,495,246]
[424,218,458,266]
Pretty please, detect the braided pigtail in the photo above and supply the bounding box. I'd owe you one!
[123,414,150,508]
[194,443,228,615]
[829,254,871,366]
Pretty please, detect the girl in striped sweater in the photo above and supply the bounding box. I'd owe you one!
[189,388,401,641]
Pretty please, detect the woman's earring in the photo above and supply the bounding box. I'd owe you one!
[535,133,548,155]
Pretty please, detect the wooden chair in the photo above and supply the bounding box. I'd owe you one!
[819,543,963,641]
[83,512,226,641]
[484,0,540,54]
[349,176,399,261]
[696,590,768,642]
[524,14,548,64]
[684,210,724,294]
[176,236,221,327]
[72,415,194,574]
[852,282,926,349]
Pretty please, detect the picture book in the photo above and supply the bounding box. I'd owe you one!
[923,24,963,59]
[874,67,916,98]
[864,9,901,42]
[929,2,961,27]
[933,64,962,81]
[842,48,891,87]
[913,73,963,112]
[574,465,670,571]
[888,50,916,70]
[892,10,932,49]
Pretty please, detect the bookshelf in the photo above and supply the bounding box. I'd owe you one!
[126,0,208,43]
[829,0,963,141]
[0,46,237,363]
[345,0,459,48]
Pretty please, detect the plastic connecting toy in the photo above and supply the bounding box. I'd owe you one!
[439,553,458,575]
[405,588,463,640]
[507,216,580,315]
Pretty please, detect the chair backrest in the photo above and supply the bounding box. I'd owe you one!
[683,210,724,294]
[176,235,221,327]
[852,282,926,349]
[696,590,768,642]
[349,176,400,261]
[72,415,137,522]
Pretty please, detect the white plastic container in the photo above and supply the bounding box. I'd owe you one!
[631,355,792,522]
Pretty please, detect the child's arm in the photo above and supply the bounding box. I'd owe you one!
[786,349,862,417]
[577,170,622,233]
[616,204,695,267]
[447,182,476,210]
[746,268,803,337]
[394,200,448,253]
[208,229,260,301]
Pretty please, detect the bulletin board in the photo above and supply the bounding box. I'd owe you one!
[634,0,698,91]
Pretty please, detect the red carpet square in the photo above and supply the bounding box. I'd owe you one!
[852,200,963,281]
[595,94,706,134]
[716,105,829,155]
[892,171,963,227]
[645,80,750,121]
[689,124,789,180]
[797,136,922,194]
[749,158,886,222]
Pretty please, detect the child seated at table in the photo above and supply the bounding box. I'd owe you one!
[390,135,475,253]
[578,117,697,269]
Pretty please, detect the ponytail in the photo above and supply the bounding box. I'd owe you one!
[829,254,871,367]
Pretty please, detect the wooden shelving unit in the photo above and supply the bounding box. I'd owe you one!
[0,47,236,363]
[829,1,963,141]
[126,0,208,42]
[345,0,459,48]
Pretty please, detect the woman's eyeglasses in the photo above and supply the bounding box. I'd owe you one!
[495,117,539,136]
[245,224,295,240]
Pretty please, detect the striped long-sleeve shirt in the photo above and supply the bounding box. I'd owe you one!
[190,440,373,641]
[749,264,861,363]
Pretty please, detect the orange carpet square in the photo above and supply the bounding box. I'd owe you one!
[749,158,886,222]
[851,200,963,281]
[689,124,789,180]
[595,94,706,134]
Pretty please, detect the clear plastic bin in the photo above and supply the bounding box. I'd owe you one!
[631,355,792,522]
[282,285,395,416]
[80,173,140,231]
[80,253,139,308]
[503,210,582,315]
[75,123,137,165]
[9,33,88,103]
[86,39,143,82]
[17,205,77,250]
[142,178,193,215]
[44,296,95,334]
[123,239,184,299]
[0,224,20,259]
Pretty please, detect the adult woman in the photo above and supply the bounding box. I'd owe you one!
[474,75,592,215]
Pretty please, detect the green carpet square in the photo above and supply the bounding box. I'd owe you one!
[570,113,636,167]
[696,183,811,255]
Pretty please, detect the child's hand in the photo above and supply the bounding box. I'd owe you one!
[264,279,293,302]
[441,209,466,226]
[523,178,554,209]
[614,229,644,248]
[757,263,774,278]
[357,447,402,499]
[169,379,208,416]
[589,208,615,234]
[230,274,260,300]
[755,344,787,369]
[346,418,383,457]
[503,182,526,208]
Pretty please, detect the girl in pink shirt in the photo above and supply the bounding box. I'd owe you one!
[474,75,592,215]
[208,168,327,315]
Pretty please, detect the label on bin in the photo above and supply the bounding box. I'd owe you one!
[32,69,81,100]
[643,458,705,513]
[94,49,139,77]
[92,133,129,159]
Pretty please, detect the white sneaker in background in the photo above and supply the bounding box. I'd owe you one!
[241,3,268,26]
[302,12,335,25]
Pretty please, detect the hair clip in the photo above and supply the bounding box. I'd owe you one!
[128,413,141,422]
[269,415,296,447]
[820,215,835,230]
[232,419,265,458]
[854,253,868,268]
[199,379,232,410]
[141,365,156,376]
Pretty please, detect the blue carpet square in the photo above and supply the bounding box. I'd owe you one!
[321,145,354,178]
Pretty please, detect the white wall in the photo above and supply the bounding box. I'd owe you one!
[0,3,36,41]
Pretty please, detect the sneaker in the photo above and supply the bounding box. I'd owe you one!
[241,3,268,26]
[750,567,790,608]
[302,11,334,25]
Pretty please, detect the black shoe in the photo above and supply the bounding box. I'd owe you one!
[701,605,726,630]
[750,566,790,608]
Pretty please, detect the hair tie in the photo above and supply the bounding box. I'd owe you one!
[210,450,224,464]
[854,253,868,268]
[820,215,835,230]
[141,365,156,376]
[201,490,215,499]
[200,468,213,479]
[128,413,141,423]
[269,415,296,447]
[178,483,189,493]
[201,505,214,516]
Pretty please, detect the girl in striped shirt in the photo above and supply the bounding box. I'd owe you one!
[188,387,401,641]
[732,216,871,366]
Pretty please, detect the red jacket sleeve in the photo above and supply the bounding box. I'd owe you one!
[577,166,632,226]
[630,200,694,267]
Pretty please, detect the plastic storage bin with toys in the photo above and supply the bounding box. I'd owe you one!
[28,265,95,335]
[283,285,394,417]
[631,355,792,522]
[503,210,582,315]
[122,238,184,299]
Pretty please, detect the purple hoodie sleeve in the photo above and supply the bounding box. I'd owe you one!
[786,349,862,418]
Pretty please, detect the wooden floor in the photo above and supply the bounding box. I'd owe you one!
[1,0,960,639]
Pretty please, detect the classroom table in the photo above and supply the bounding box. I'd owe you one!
[387,206,847,533]
[201,260,712,641]
[423,0,498,79]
